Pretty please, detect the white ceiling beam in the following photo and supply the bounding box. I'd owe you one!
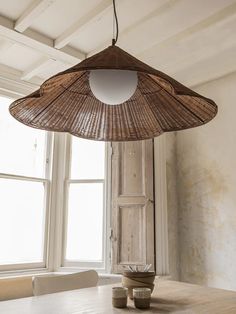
[177,47,236,88]
[0,15,85,64]
[154,16,236,78]
[87,0,179,57]
[54,0,111,49]
[88,0,236,59]
[138,1,236,60]
[0,64,41,98]
[14,0,57,32]
[21,57,55,81]
[0,38,15,52]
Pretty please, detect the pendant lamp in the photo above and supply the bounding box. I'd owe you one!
[9,1,217,142]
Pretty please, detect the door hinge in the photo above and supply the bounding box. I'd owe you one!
[109,228,113,240]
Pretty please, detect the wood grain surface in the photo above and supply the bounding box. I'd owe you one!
[0,280,236,313]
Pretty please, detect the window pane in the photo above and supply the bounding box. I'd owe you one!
[70,137,105,179]
[0,96,47,178]
[0,179,45,265]
[66,183,103,261]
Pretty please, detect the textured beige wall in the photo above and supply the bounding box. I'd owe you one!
[166,133,179,280]
[176,72,236,290]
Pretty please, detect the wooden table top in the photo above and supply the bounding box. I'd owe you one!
[0,280,236,313]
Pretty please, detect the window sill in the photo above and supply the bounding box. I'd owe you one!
[0,268,52,279]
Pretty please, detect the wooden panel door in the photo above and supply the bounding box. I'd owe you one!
[111,140,155,273]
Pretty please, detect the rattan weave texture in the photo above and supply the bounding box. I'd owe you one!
[9,45,217,141]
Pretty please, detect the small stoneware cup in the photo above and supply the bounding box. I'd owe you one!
[112,287,128,308]
[133,287,151,309]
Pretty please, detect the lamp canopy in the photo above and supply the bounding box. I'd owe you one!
[9,45,217,141]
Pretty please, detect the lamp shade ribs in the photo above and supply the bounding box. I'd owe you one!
[9,45,217,141]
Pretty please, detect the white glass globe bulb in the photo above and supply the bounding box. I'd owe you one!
[89,69,138,105]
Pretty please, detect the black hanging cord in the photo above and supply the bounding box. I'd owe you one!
[112,0,119,45]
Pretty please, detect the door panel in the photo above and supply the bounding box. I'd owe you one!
[120,142,143,196]
[119,205,146,265]
[111,140,155,273]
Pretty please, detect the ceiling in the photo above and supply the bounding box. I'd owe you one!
[0,0,235,97]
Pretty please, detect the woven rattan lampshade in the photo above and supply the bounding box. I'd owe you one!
[9,45,217,141]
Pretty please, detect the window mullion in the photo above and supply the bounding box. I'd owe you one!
[43,131,53,269]
[0,173,48,183]
[61,134,72,268]
[104,142,112,273]
[68,179,104,184]
[47,132,70,272]
[45,131,53,180]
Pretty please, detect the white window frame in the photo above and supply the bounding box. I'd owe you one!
[62,136,107,269]
[0,94,53,273]
[0,83,111,276]
[47,133,112,274]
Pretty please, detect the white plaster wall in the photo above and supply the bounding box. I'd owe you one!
[176,72,236,290]
[154,133,179,279]
[166,133,179,280]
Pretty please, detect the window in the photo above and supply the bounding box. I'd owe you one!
[62,137,108,269]
[0,96,51,271]
[0,91,157,275]
[0,95,110,274]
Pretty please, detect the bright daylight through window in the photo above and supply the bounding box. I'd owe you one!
[0,96,49,268]
[0,95,107,272]
[64,137,106,266]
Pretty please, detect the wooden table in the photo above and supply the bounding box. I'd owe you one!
[0,280,236,313]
